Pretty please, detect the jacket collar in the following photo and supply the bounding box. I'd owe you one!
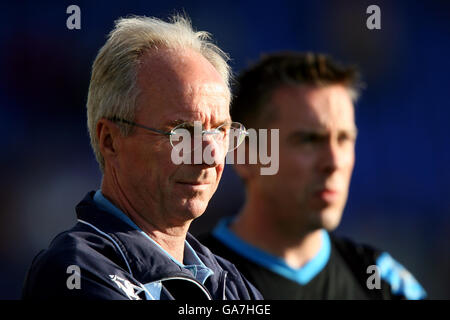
[75,191,225,290]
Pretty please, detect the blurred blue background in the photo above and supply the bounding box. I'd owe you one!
[0,0,449,299]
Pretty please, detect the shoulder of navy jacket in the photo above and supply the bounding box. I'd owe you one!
[38,227,127,273]
[75,191,133,233]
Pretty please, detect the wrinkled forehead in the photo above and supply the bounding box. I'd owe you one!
[163,82,231,124]
[135,48,230,124]
[183,82,230,104]
[137,47,229,95]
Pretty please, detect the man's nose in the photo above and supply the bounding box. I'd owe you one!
[200,133,226,166]
[319,141,341,174]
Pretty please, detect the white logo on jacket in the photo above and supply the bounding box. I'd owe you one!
[109,275,143,300]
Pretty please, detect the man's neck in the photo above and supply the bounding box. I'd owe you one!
[101,173,189,263]
[230,200,323,269]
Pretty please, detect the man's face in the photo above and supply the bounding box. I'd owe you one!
[114,48,230,225]
[254,84,356,233]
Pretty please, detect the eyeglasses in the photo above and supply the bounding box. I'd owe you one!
[109,117,248,153]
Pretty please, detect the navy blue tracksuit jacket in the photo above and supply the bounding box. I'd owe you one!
[22,192,262,300]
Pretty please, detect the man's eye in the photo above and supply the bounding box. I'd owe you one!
[301,134,322,143]
[289,134,321,147]
[338,133,355,143]
[217,126,229,134]
[173,124,195,135]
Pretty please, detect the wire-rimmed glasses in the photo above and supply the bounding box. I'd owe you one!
[109,117,248,153]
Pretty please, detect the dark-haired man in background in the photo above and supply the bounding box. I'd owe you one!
[200,52,426,299]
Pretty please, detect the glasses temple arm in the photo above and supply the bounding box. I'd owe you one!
[109,117,173,136]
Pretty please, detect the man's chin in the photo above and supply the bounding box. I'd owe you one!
[314,207,343,231]
[176,198,209,220]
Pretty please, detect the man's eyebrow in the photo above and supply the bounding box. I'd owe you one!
[289,129,328,136]
[164,118,232,128]
[164,119,193,128]
[212,118,232,127]
[289,128,358,136]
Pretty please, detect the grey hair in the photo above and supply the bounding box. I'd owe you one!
[86,14,231,171]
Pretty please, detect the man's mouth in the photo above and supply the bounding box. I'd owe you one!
[177,181,211,185]
[176,181,212,189]
[316,188,339,203]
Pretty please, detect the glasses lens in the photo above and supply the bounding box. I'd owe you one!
[170,123,203,154]
[169,122,247,153]
[227,122,247,152]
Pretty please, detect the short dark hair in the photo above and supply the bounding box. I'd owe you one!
[231,52,362,128]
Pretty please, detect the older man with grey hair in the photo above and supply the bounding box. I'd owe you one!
[22,15,261,300]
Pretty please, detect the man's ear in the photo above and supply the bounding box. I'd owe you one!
[97,118,121,165]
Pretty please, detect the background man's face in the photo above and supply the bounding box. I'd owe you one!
[115,48,230,224]
[255,84,356,233]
